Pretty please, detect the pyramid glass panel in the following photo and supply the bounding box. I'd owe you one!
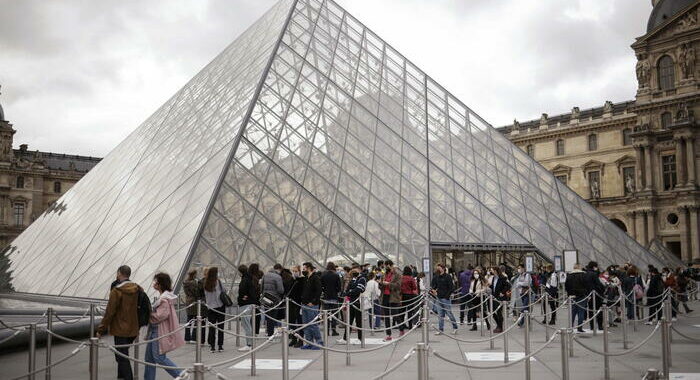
[3,0,669,299]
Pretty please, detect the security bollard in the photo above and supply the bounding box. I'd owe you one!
[489,295,494,349]
[89,304,96,338]
[28,323,37,380]
[480,293,485,337]
[560,329,570,380]
[193,363,205,380]
[416,342,428,380]
[281,327,289,380]
[251,305,257,377]
[235,308,241,347]
[345,300,351,366]
[592,295,598,336]
[502,301,509,363]
[620,291,629,349]
[133,336,140,380]
[360,302,366,348]
[89,337,99,380]
[661,317,670,380]
[195,316,203,363]
[603,305,610,380]
[524,311,531,380]
[46,308,53,380]
[323,310,329,380]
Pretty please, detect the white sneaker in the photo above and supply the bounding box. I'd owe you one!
[644,321,653,325]
[237,346,251,352]
[336,338,347,344]
[434,331,443,336]
[453,329,458,335]
[672,318,678,322]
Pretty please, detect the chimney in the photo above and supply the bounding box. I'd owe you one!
[19,144,27,152]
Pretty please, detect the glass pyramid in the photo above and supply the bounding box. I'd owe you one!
[3,0,667,299]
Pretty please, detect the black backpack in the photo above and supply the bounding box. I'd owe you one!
[137,288,151,327]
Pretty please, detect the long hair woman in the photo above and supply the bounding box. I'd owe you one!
[203,267,225,352]
[145,272,185,380]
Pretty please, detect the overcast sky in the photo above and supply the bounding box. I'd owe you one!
[0,0,652,157]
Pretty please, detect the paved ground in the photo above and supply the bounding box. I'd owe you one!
[2,301,700,380]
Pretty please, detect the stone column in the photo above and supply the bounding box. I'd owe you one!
[675,137,687,185]
[690,207,699,260]
[680,206,691,262]
[637,211,648,246]
[647,210,656,243]
[635,146,644,190]
[687,137,696,186]
[644,145,653,191]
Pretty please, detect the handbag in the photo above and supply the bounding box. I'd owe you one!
[218,280,233,307]
[260,278,281,308]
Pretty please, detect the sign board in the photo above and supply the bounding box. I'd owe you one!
[525,255,534,273]
[563,250,578,272]
[464,352,536,362]
[422,257,431,273]
[553,255,563,272]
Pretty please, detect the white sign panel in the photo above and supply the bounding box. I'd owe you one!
[230,359,312,370]
[464,352,535,362]
[563,250,578,272]
[670,374,700,380]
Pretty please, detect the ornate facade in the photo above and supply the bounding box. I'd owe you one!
[499,0,700,262]
[0,93,101,248]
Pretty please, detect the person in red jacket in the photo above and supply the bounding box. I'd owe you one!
[399,266,418,336]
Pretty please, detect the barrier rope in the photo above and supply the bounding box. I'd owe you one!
[670,325,700,342]
[0,328,25,344]
[432,330,560,370]
[572,322,661,356]
[8,342,88,380]
[289,322,421,354]
[370,347,416,380]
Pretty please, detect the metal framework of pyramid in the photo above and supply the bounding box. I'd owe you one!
[3,0,667,299]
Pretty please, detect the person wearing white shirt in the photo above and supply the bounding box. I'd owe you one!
[362,272,382,330]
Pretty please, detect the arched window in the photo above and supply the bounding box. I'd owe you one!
[658,55,675,90]
[526,144,534,157]
[622,128,632,146]
[555,139,565,156]
[661,112,672,129]
[16,176,24,189]
[53,181,61,193]
[588,134,598,151]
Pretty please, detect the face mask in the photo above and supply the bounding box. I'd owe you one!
[352,272,359,278]
[474,273,480,279]
[293,272,300,278]
[302,270,309,277]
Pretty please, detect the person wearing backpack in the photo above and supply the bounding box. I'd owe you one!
[203,267,226,352]
[97,265,142,380]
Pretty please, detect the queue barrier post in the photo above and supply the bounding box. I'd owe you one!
[479,293,485,337]
[370,299,375,336]
[28,323,37,380]
[133,336,140,380]
[524,311,531,380]
[45,308,53,380]
[502,301,509,363]
[544,293,550,342]
[661,318,670,380]
[345,299,351,366]
[592,294,598,336]
[89,304,96,338]
[195,301,202,363]
[633,295,638,332]
[422,294,429,345]
[281,327,289,380]
[360,301,366,348]
[251,305,257,377]
[193,363,205,380]
[323,309,329,380]
[235,306,241,347]
[488,295,494,349]
[89,337,99,380]
[568,297,574,358]
[560,328,570,380]
[416,342,427,380]
[620,289,629,349]
[603,305,610,380]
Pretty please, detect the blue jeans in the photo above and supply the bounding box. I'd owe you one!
[571,298,587,329]
[144,326,182,380]
[372,300,382,328]
[301,305,322,344]
[240,305,254,347]
[437,298,458,331]
[518,292,530,326]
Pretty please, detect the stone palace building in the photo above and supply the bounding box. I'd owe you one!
[499,0,700,262]
[0,93,100,248]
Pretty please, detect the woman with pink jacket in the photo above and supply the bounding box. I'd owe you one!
[145,272,185,380]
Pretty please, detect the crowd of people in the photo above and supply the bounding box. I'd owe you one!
[93,259,700,379]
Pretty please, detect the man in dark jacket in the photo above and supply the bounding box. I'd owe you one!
[320,262,342,335]
[490,266,511,333]
[97,265,140,380]
[340,268,367,343]
[585,261,605,331]
[431,263,458,335]
[300,262,323,349]
[646,267,665,324]
[236,266,260,351]
[565,264,590,332]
